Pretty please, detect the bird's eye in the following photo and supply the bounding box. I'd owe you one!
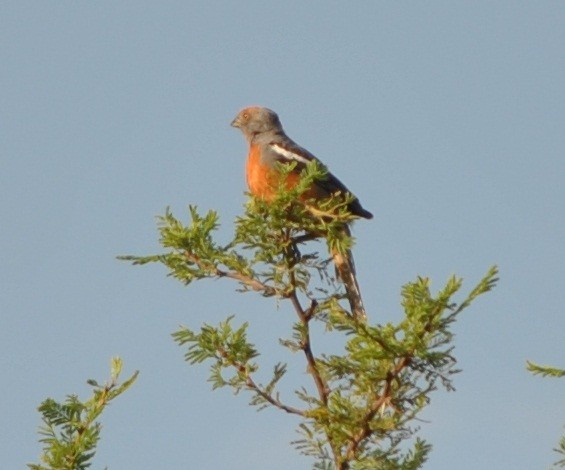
[242,113,249,120]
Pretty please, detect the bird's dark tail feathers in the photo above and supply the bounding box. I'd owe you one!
[331,226,367,322]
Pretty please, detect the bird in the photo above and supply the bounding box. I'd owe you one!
[231,106,372,321]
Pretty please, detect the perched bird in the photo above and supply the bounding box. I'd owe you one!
[231,106,372,320]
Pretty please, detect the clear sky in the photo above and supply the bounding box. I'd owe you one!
[2,2,564,469]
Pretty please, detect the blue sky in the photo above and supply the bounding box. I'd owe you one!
[2,2,564,468]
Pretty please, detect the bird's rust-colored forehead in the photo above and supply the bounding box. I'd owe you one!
[232,106,280,131]
[238,106,262,117]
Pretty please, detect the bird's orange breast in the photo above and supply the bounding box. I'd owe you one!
[246,145,273,199]
[246,145,303,201]
[246,145,324,201]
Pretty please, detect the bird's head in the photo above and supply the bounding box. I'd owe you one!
[231,106,283,141]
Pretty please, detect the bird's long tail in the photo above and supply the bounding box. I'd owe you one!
[331,225,367,322]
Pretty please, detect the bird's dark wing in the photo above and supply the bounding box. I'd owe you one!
[267,139,373,219]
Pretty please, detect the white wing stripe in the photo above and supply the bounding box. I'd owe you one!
[270,144,311,165]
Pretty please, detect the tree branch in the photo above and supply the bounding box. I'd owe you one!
[217,347,305,417]
[245,374,305,416]
[184,252,279,296]
[290,293,329,405]
[343,356,412,461]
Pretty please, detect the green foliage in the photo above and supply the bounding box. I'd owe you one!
[526,361,565,379]
[527,361,565,467]
[119,161,356,298]
[122,161,498,469]
[555,437,565,469]
[28,358,138,470]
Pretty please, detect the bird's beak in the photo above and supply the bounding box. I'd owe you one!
[230,116,241,128]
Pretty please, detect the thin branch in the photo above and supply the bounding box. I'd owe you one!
[217,269,277,295]
[304,299,318,322]
[217,347,305,417]
[291,290,344,470]
[304,202,356,222]
[245,374,305,416]
[343,356,412,462]
[184,252,279,296]
[283,236,330,406]
[284,234,344,467]
[290,293,329,405]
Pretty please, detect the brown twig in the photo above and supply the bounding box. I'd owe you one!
[283,234,346,465]
[290,293,329,404]
[343,356,412,462]
[245,374,305,416]
[283,235,330,405]
[217,348,305,417]
[288,289,346,468]
[184,252,279,296]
